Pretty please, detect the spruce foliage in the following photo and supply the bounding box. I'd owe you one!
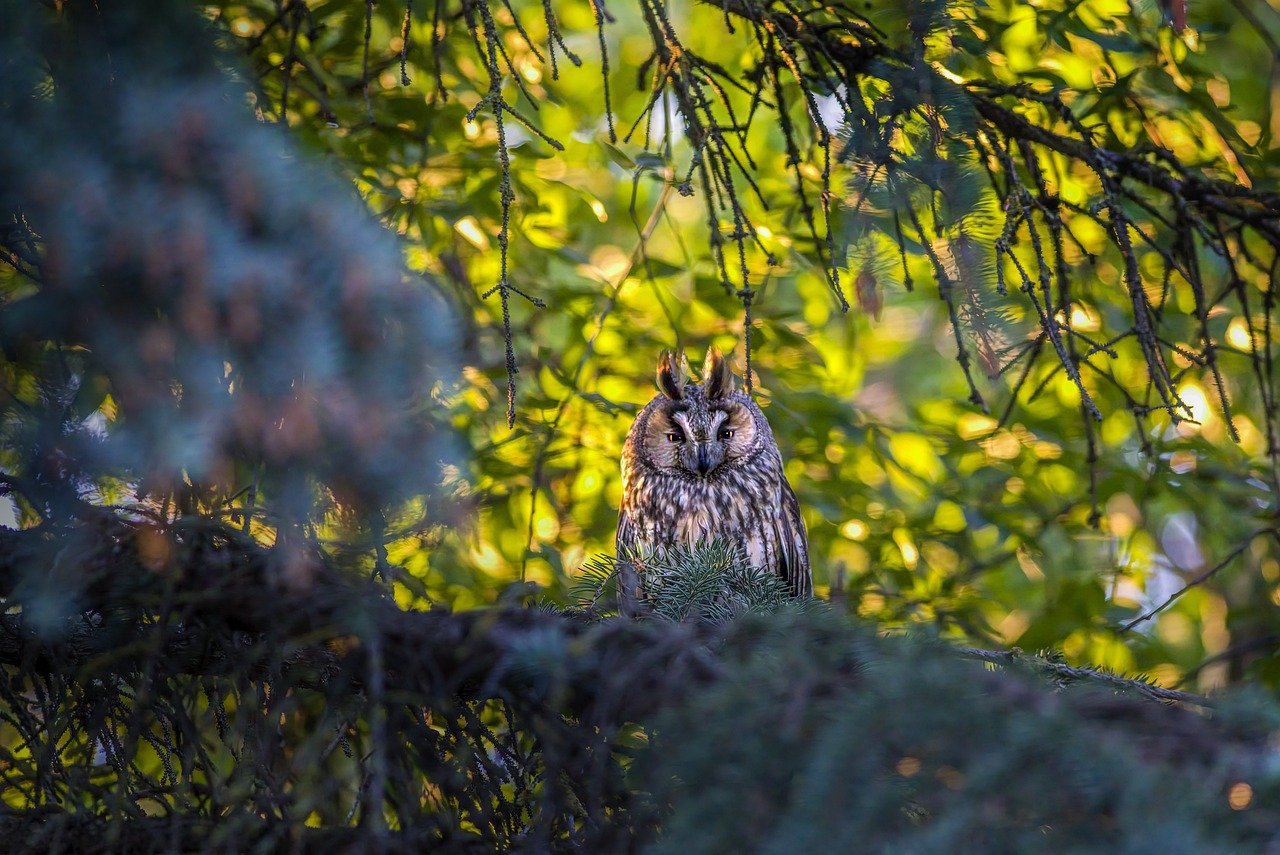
[572,541,809,624]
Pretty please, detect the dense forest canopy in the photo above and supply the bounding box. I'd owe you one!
[4,0,1280,849]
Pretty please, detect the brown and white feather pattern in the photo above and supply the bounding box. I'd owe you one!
[616,350,811,606]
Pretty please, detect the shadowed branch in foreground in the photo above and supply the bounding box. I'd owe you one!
[1,517,1278,852]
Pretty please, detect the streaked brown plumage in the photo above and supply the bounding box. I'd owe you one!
[616,347,811,612]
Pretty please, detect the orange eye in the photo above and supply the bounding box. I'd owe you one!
[718,428,734,441]
[666,431,684,443]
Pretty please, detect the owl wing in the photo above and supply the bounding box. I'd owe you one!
[615,507,645,617]
[772,480,812,597]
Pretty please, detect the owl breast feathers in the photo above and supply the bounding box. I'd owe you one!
[616,347,811,611]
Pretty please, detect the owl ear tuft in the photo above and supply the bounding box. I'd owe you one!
[656,349,688,400]
[703,346,735,399]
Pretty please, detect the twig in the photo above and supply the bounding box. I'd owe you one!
[959,647,1212,707]
[1119,528,1275,633]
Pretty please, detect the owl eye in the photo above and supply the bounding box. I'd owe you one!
[718,428,735,441]
[666,430,684,443]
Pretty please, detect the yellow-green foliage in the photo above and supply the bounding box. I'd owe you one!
[196,0,1280,693]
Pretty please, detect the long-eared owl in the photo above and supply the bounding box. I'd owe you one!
[616,347,811,612]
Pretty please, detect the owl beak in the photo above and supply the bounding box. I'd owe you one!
[695,442,714,475]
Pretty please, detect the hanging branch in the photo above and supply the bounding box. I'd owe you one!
[278,0,304,123]
[230,0,1280,484]
[399,0,414,84]
[460,0,561,426]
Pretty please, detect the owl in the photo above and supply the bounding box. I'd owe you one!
[616,346,811,613]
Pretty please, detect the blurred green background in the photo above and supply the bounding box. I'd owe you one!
[19,0,1280,692]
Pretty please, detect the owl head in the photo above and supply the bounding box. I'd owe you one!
[633,347,773,478]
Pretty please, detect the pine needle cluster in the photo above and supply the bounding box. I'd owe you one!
[571,540,814,624]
